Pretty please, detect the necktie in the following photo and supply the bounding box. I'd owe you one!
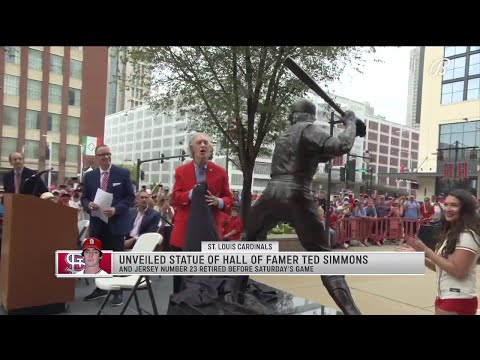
[197,166,206,184]
[101,171,109,191]
[14,171,20,194]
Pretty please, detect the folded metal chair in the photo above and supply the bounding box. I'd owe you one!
[95,232,163,315]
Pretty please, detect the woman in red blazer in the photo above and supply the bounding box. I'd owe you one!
[170,133,233,249]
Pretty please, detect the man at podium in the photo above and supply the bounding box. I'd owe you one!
[3,152,48,197]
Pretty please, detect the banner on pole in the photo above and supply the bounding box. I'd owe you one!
[82,136,102,156]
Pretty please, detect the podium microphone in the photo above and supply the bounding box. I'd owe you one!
[25,169,51,182]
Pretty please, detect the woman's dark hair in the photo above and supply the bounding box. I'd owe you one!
[437,189,480,256]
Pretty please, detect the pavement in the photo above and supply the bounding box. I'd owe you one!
[0,276,173,315]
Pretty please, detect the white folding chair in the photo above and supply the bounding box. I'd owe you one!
[77,220,90,247]
[95,232,163,315]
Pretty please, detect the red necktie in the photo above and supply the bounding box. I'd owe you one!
[101,171,109,191]
[14,171,20,194]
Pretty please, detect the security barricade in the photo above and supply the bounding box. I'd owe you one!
[334,217,426,246]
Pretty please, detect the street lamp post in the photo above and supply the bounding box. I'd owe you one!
[79,144,84,182]
[42,134,52,187]
[325,112,343,240]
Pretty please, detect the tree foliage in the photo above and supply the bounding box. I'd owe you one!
[123,46,374,225]
[117,163,137,184]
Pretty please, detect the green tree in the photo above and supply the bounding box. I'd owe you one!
[124,46,374,226]
[117,163,137,185]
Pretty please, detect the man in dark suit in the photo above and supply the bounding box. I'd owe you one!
[81,144,135,306]
[3,152,48,197]
[124,190,161,249]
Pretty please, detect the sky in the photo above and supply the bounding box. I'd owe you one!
[327,46,415,125]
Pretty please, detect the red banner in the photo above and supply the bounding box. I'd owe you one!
[457,162,469,180]
[332,155,344,166]
[444,163,455,181]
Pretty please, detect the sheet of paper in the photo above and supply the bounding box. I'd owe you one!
[91,188,113,224]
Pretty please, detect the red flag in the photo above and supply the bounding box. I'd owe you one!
[465,162,469,179]
[400,165,405,173]
[449,163,454,180]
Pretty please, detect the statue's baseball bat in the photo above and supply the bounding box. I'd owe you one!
[284,56,345,116]
[284,56,366,137]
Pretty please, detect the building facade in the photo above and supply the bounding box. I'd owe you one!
[417,46,480,197]
[106,47,151,115]
[406,47,422,129]
[105,105,287,192]
[309,93,419,194]
[105,105,187,187]
[0,46,108,186]
[364,114,419,192]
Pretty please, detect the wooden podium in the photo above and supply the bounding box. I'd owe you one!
[0,194,77,314]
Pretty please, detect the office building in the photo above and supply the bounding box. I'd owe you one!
[1,46,108,185]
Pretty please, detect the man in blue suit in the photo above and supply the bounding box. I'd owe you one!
[124,190,161,249]
[81,144,135,306]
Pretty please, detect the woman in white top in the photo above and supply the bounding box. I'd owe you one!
[399,189,480,315]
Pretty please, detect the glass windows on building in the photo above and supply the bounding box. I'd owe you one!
[441,46,480,104]
[5,47,20,64]
[3,106,19,126]
[27,79,42,100]
[24,140,40,160]
[4,75,20,96]
[1,138,17,157]
[70,59,82,79]
[49,84,62,104]
[26,110,41,129]
[48,113,61,132]
[28,48,43,70]
[67,116,80,135]
[68,88,81,107]
[439,120,480,149]
[50,55,63,74]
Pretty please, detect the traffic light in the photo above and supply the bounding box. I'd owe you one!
[180,150,186,162]
[160,153,165,164]
[346,159,356,183]
[140,171,145,181]
[339,167,346,181]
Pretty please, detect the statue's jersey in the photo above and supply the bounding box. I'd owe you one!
[270,122,332,182]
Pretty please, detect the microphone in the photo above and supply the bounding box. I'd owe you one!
[25,169,51,182]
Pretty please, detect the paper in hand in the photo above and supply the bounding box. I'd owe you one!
[91,188,113,223]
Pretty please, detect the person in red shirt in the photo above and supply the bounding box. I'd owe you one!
[223,207,243,240]
[420,197,435,223]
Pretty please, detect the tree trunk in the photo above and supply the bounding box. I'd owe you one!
[240,167,253,234]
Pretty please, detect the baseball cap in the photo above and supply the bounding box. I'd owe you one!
[40,192,55,200]
[82,237,102,253]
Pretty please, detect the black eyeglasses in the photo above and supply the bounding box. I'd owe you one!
[96,153,112,157]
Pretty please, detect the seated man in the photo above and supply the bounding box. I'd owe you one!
[124,190,161,249]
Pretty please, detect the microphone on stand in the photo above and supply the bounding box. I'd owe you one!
[23,168,51,196]
[25,169,51,182]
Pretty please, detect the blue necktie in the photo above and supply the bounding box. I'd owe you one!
[197,166,206,183]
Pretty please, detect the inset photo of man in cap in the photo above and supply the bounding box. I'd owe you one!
[77,237,109,276]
